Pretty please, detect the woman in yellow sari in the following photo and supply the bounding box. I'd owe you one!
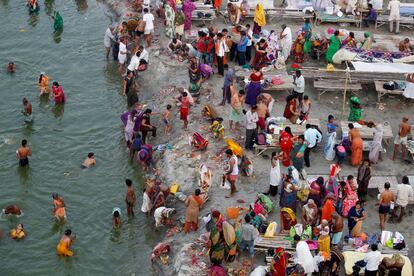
[253,4,266,35]
[57,229,75,256]
[10,223,25,240]
[38,72,50,95]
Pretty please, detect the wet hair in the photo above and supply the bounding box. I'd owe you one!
[22,139,27,146]
[244,214,251,223]
[88,152,94,158]
[18,223,24,228]
[144,8,149,13]
[371,244,378,251]
[113,211,120,217]
[328,115,334,121]
[384,182,390,189]
[294,234,300,241]
[52,193,58,199]
[53,81,59,87]
[347,175,354,181]
[195,189,201,196]
[65,229,72,236]
[238,89,245,95]
[402,176,409,184]
[225,149,233,155]
[166,104,172,110]
[23,98,28,104]
[182,92,188,97]
[144,109,152,114]
[305,124,311,129]
[349,32,355,38]
[125,179,132,186]
[348,123,354,129]
[38,74,43,84]
[334,30,340,36]
[284,126,292,136]
[303,95,309,100]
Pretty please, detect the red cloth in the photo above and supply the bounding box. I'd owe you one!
[321,198,335,222]
[271,248,287,276]
[180,107,189,121]
[250,71,263,82]
[257,117,266,130]
[52,86,66,104]
[280,131,293,167]
[196,37,208,53]
[283,99,296,119]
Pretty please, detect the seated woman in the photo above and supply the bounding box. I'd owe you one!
[360,32,373,50]
[280,207,297,234]
[10,224,25,240]
[399,38,413,53]
[347,201,366,237]
[280,175,298,212]
[292,33,306,63]
[342,32,357,48]
[256,193,274,214]
[301,199,318,227]
[227,3,240,25]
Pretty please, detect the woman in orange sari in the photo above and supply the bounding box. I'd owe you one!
[38,72,50,95]
[348,123,363,166]
[57,229,74,256]
[184,188,203,232]
[52,193,67,221]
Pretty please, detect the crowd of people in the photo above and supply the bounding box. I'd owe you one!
[4,0,414,275]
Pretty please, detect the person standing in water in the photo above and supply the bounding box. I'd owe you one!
[56,229,75,257]
[125,179,136,217]
[16,139,32,167]
[22,98,33,123]
[143,8,155,48]
[38,72,50,95]
[112,208,122,229]
[52,193,67,221]
[82,152,96,168]
[52,82,66,104]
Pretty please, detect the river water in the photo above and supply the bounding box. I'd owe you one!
[0,1,162,274]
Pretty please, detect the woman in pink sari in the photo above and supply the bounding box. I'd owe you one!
[342,175,359,217]
[182,0,196,31]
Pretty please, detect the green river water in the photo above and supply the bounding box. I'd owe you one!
[0,1,162,275]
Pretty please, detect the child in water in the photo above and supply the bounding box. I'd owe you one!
[163,104,172,135]
[7,62,16,73]
[112,208,122,229]
[82,152,96,168]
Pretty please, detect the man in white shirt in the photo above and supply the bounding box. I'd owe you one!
[391,176,414,222]
[143,8,155,47]
[364,244,382,276]
[388,0,401,33]
[127,51,141,73]
[292,70,305,102]
[245,24,253,62]
[104,26,115,59]
[215,33,228,76]
[280,24,292,62]
[245,105,258,150]
[304,124,322,167]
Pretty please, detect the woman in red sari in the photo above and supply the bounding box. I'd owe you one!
[184,189,203,232]
[270,247,288,275]
[279,126,294,167]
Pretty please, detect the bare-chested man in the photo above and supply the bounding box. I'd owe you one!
[134,19,145,49]
[393,117,411,161]
[125,179,137,216]
[258,93,275,114]
[256,99,269,131]
[377,182,395,231]
[229,90,245,130]
[22,98,33,123]
[16,139,31,167]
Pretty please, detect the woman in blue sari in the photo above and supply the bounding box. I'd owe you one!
[347,201,366,237]
[280,175,298,213]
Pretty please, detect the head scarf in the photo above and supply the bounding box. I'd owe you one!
[281,207,296,221]
[254,4,266,27]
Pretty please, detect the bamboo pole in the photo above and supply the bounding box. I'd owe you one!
[341,66,351,119]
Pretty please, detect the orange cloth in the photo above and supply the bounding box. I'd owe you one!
[184,195,203,232]
[56,238,73,256]
[321,199,335,222]
[214,0,222,9]
[350,129,363,166]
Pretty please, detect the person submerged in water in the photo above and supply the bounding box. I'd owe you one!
[125,179,136,217]
[10,224,25,240]
[112,208,122,229]
[52,193,67,221]
[22,97,33,123]
[16,139,32,167]
[7,62,16,73]
[3,205,22,216]
[38,72,50,95]
[57,229,75,256]
[82,152,96,168]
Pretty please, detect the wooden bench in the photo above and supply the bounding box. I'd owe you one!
[374,81,405,102]
[267,10,314,23]
[284,118,321,136]
[369,176,399,191]
[375,14,414,30]
[316,12,361,27]
[343,245,409,256]
[191,9,216,24]
[314,78,362,100]
[254,235,294,252]
[254,144,279,156]
[340,121,394,145]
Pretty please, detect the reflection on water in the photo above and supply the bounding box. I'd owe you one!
[52,104,64,119]
[17,166,31,185]
[53,29,63,43]
[28,13,39,27]
[75,0,88,12]
[44,0,55,16]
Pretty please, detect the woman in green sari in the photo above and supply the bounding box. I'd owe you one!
[326,30,341,63]
[348,96,362,122]
[164,3,175,38]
